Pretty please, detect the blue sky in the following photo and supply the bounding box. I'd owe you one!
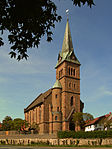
[0,0,112,122]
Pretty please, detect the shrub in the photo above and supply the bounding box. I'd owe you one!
[57,130,112,139]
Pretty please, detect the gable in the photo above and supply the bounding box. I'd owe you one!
[24,89,52,112]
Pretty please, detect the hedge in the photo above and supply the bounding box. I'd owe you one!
[57,131,112,139]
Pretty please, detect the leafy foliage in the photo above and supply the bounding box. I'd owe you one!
[58,130,112,139]
[0,0,94,60]
[13,118,28,131]
[30,122,39,133]
[73,112,94,129]
[72,0,95,8]
[1,116,28,131]
[2,116,13,131]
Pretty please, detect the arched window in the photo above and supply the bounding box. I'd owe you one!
[73,69,75,76]
[69,67,70,75]
[74,84,75,89]
[70,96,73,106]
[55,94,57,98]
[71,68,73,75]
[57,107,59,112]
[55,116,57,120]
[69,82,71,88]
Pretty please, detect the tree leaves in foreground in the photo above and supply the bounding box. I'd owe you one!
[0,0,94,60]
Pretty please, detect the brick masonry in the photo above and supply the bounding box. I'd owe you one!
[24,20,84,134]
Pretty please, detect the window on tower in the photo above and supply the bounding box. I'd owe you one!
[74,84,75,89]
[73,69,75,76]
[69,82,71,88]
[69,67,70,75]
[71,68,73,75]
[59,69,63,78]
[55,116,58,120]
[59,71,60,78]
[55,94,57,98]
[57,107,59,112]
[70,96,73,106]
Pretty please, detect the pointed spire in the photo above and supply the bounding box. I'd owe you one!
[55,18,80,68]
[62,19,74,54]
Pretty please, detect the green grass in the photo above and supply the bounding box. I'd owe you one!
[1,143,112,148]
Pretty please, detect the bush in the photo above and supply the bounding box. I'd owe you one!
[57,130,112,139]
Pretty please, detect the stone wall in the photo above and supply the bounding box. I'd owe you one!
[0,138,112,146]
[0,131,19,136]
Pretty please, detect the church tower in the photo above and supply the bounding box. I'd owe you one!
[54,19,83,131]
[24,18,84,134]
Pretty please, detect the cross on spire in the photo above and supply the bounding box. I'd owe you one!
[66,9,69,20]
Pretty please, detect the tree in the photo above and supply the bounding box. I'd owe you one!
[0,0,95,60]
[73,112,94,130]
[13,118,26,131]
[83,112,94,121]
[1,116,29,131]
[2,116,13,131]
[30,122,39,134]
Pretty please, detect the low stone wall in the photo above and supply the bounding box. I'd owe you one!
[0,131,19,136]
[0,138,112,146]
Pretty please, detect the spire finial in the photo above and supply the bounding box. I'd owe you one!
[66,9,69,20]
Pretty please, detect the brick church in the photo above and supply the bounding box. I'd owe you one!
[24,19,84,134]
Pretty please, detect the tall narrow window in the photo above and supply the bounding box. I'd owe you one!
[32,110,34,123]
[73,69,75,76]
[61,69,63,77]
[39,106,41,121]
[71,68,73,75]
[55,94,57,98]
[69,82,71,88]
[59,71,60,78]
[57,107,59,112]
[70,96,73,106]
[55,116,58,120]
[69,67,70,75]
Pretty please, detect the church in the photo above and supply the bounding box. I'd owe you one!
[24,19,84,134]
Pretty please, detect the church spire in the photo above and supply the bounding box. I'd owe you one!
[55,18,80,68]
[62,18,73,54]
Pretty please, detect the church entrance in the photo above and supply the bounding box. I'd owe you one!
[69,118,75,131]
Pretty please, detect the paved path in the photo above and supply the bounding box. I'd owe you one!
[0,134,57,139]
[0,146,112,149]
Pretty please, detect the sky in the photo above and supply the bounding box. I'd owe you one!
[0,0,112,122]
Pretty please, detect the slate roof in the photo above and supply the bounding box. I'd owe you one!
[52,79,62,89]
[24,89,52,112]
[55,19,80,68]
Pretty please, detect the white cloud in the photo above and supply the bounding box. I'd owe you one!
[86,86,112,102]
[99,86,112,96]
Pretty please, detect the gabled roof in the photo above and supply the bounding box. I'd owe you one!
[24,89,52,112]
[85,113,112,127]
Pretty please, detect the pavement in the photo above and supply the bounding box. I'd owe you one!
[1,146,112,149]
